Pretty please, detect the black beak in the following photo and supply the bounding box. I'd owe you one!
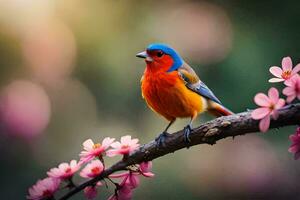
[136,51,147,59]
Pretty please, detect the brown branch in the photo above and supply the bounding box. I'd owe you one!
[58,103,300,200]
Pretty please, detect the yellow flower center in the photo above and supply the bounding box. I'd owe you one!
[93,143,101,149]
[282,70,291,79]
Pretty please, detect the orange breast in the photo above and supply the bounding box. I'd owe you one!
[141,71,207,121]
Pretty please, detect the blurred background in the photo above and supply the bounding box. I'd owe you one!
[0,0,300,199]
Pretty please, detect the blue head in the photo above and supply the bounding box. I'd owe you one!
[136,43,184,72]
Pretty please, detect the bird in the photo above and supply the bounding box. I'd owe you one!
[136,43,233,146]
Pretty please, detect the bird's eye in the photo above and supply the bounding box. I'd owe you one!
[156,51,164,57]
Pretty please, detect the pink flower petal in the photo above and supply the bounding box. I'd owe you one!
[284,79,292,86]
[251,108,270,120]
[259,116,270,133]
[275,99,285,109]
[271,110,279,120]
[83,139,94,151]
[110,141,121,149]
[129,139,139,146]
[110,172,129,178]
[129,144,140,152]
[121,135,132,145]
[286,95,296,103]
[292,63,300,75]
[140,162,152,172]
[128,174,140,188]
[283,87,295,96]
[282,57,292,71]
[254,93,271,107]
[269,78,284,83]
[288,128,300,159]
[142,172,155,177]
[102,137,115,149]
[269,66,282,78]
[288,145,299,153]
[268,87,279,103]
[106,149,118,157]
[59,163,68,169]
[70,160,77,168]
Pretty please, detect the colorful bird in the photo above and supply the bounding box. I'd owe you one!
[136,43,233,146]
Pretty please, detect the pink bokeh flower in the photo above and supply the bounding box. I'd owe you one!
[0,80,51,138]
[269,57,300,83]
[27,177,60,200]
[47,160,80,180]
[282,74,300,103]
[79,137,115,163]
[80,160,104,178]
[251,87,285,132]
[288,127,300,160]
[106,135,140,157]
[84,182,102,200]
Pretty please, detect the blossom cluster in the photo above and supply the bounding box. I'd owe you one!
[27,135,154,200]
[251,57,300,159]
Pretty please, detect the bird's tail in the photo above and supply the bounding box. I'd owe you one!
[207,101,234,117]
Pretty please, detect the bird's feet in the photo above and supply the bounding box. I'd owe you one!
[183,124,192,145]
[155,132,170,147]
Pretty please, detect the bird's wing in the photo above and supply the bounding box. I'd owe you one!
[178,63,222,104]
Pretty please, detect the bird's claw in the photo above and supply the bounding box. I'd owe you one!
[155,132,170,147]
[184,124,192,145]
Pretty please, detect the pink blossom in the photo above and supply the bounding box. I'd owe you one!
[27,177,60,200]
[108,185,133,200]
[288,127,300,160]
[269,57,300,83]
[80,160,104,178]
[79,137,115,163]
[109,171,139,189]
[84,182,102,200]
[106,135,140,157]
[110,162,154,189]
[282,74,300,103]
[251,87,285,132]
[47,160,80,180]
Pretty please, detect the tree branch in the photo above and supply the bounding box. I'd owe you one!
[58,103,300,200]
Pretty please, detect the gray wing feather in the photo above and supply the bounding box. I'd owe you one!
[178,63,222,105]
[186,81,222,104]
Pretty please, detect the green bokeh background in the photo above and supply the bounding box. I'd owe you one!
[0,0,300,199]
